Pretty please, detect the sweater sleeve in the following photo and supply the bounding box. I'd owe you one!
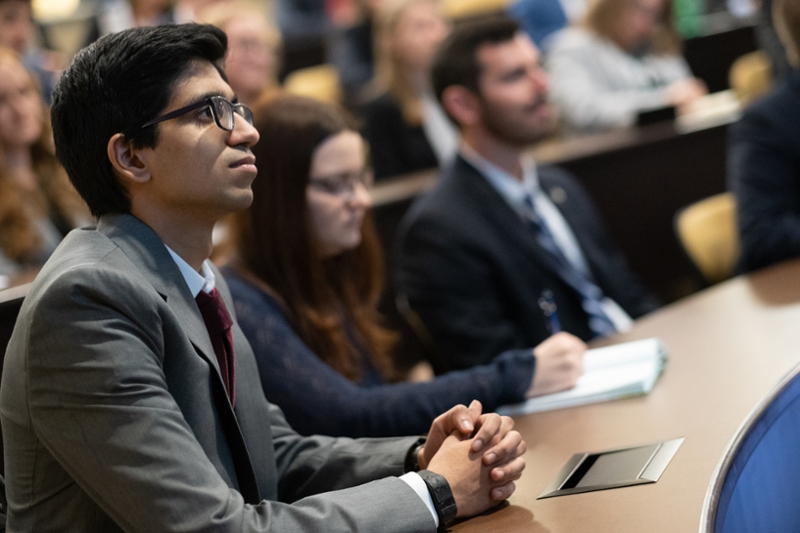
[225,273,535,438]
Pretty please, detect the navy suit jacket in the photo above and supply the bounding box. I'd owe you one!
[396,155,659,371]
[729,69,800,273]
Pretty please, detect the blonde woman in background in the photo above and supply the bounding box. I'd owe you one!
[545,0,707,133]
[0,48,91,277]
[198,1,283,107]
[360,0,456,179]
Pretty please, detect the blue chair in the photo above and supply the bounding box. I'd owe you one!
[709,362,800,533]
[508,0,568,49]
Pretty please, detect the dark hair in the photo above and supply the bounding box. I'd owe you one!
[431,14,520,104]
[50,23,228,217]
[231,94,397,382]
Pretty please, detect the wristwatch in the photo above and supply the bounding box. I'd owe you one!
[404,437,426,472]
[417,469,458,528]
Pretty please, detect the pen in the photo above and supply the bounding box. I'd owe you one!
[538,289,561,334]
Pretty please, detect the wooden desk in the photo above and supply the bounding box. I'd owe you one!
[451,259,800,533]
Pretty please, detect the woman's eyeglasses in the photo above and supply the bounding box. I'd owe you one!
[140,95,254,131]
[308,167,374,199]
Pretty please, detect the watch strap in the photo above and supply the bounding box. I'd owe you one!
[404,437,426,472]
[417,469,458,528]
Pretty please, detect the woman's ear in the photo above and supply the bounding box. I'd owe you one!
[107,133,151,185]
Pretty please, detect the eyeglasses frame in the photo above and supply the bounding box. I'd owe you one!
[308,167,374,200]
[140,95,253,132]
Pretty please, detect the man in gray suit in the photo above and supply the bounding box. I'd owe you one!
[0,24,526,532]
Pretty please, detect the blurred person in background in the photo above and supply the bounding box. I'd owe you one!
[329,0,386,106]
[0,48,91,277]
[276,0,327,42]
[87,0,176,41]
[199,1,282,106]
[0,0,63,103]
[546,0,707,133]
[508,0,586,49]
[222,94,585,438]
[173,0,229,22]
[729,0,800,273]
[360,0,456,180]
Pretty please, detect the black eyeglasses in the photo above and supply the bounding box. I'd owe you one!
[140,95,254,131]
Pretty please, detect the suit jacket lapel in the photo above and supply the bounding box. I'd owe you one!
[452,156,569,280]
[96,214,261,503]
[97,214,222,375]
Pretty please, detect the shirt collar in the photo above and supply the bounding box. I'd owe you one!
[458,141,540,213]
[165,245,216,297]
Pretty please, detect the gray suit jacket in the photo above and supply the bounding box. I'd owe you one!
[0,214,434,533]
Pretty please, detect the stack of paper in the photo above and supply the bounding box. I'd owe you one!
[497,338,668,416]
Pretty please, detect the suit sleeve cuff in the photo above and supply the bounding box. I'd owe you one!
[400,472,439,527]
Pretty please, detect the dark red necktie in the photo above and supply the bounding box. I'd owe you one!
[195,288,236,408]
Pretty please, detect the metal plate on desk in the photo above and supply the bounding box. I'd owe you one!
[538,437,684,499]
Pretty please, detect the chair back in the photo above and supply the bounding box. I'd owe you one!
[706,362,800,533]
[283,65,342,105]
[674,192,739,285]
[442,0,510,18]
[729,51,773,107]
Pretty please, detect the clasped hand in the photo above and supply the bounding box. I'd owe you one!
[418,400,526,518]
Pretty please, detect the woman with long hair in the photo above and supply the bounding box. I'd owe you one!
[0,47,91,276]
[222,94,585,438]
[359,0,457,180]
[545,0,707,133]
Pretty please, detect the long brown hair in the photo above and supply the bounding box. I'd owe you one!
[0,48,90,265]
[584,0,682,55]
[230,95,397,382]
